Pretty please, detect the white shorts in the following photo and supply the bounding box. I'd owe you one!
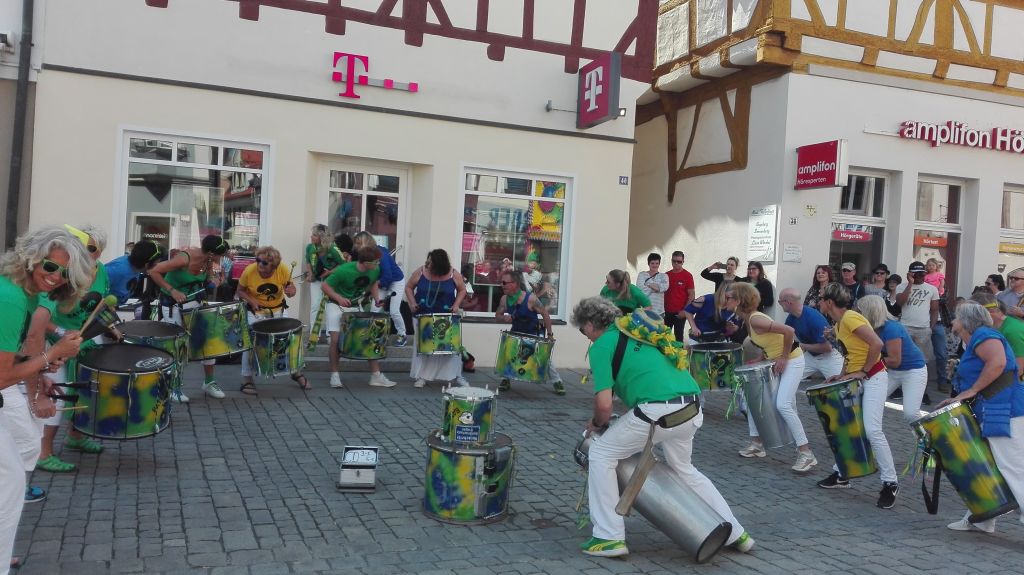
[325,303,359,333]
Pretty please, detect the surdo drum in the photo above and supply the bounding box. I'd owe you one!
[423,432,515,524]
[118,320,189,396]
[688,342,742,391]
[441,386,496,445]
[339,312,390,360]
[72,344,175,440]
[806,378,877,479]
[252,317,306,377]
[416,313,462,355]
[181,301,251,360]
[734,360,794,449]
[494,331,553,384]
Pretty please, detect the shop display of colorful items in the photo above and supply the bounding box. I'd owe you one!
[423,385,516,524]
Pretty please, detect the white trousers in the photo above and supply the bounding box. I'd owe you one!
[887,367,928,424]
[373,278,408,337]
[964,416,1024,531]
[0,390,30,575]
[587,405,745,543]
[802,349,844,380]
[834,371,897,484]
[162,303,215,367]
[747,355,810,447]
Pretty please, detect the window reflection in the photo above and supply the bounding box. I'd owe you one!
[129,138,173,161]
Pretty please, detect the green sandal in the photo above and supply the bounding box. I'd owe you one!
[64,436,104,454]
[36,455,77,473]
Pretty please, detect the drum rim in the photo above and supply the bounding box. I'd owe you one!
[688,342,742,352]
[427,431,511,453]
[910,400,965,426]
[195,301,245,311]
[344,311,390,318]
[805,378,861,392]
[735,359,777,372]
[501,330,554,343]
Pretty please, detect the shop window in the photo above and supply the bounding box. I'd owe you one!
[914,180,963,299]
[1003,190,1024,230]
[461,170,569,318]
[124,134,265,256]
[837,175,885,217]
[327,169,401,251]
[916,182,960,224]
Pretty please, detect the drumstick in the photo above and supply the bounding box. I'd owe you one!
[56,406,87,412]
[80,295,118,335]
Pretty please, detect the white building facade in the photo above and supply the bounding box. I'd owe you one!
[26,0,659,367]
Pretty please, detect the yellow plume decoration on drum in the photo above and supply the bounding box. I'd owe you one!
[614,315,689,371]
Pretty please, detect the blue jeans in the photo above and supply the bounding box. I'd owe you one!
[931,324,949,388]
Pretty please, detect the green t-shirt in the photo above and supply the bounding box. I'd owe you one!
[1000,316,1024,359]
[0,275,37,353]
[600,284,651,313]
[325,262,380,301]
[588,328,699,409]
[40,262,110,343]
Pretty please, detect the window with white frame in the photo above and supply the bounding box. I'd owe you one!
[830,173,887,275]
[460,168,570,318]
[999,187,1024,280]
[124,134,266,260]
[913,179,962,300]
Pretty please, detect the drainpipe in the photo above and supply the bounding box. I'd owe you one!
[6,0,34,248]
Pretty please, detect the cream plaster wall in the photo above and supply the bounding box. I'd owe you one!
[40,0,646,139]
[29,70,634,368]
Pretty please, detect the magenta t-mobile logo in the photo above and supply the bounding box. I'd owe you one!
[331,52,419,99]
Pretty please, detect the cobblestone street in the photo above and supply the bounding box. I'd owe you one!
[15,364,1024,574]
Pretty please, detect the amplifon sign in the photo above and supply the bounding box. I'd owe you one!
[900,120,1024,154]
[331,52,419,99]
[577,52,621,129]
[795,140,848,190]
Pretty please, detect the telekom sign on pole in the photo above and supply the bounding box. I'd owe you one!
[794,140,849,190]
[577,52,621,129]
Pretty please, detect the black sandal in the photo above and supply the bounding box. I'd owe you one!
[239,381,257,395]
[291,373,312,391]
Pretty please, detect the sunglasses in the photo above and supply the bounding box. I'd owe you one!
[502,280,518,285]
[41,258,69,278]
[874,271,887,275]
[672,259,683,263]
[724,293,737,300]
[87,244,98,253]
[1010,276,1024,282]
[256,258,273,266]
[578,327,586,335]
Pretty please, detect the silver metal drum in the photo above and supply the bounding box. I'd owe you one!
[574,431,732,564]
[735,360,794,449]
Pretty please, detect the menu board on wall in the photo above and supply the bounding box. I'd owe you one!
[747,205,778,263]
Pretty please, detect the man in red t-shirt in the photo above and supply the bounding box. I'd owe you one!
[664,250,695,341]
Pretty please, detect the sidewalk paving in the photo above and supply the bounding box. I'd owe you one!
[14,363,1024,574]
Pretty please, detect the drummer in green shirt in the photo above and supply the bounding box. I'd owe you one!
[972,292,1024,377]
[600,269,651,314]
[571,297,752,557]
[32,225,111,472]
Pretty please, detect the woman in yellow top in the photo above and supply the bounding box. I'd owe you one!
[724,283,816,472]
[817,283,899,510]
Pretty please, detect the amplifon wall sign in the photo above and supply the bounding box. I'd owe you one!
[577,52,621,129]
[900,120,1024,154]
[795,140,848,190]
[331,52,419,99]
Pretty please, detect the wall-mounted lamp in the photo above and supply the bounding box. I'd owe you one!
[618,108,627,117]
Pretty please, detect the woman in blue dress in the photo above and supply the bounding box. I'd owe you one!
[404,249,468,388]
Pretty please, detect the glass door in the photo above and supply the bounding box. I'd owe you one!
[321,163,407,257]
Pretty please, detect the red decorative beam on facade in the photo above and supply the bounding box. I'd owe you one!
[143,0,656,82]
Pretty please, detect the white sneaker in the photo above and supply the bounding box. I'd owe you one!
[330,372,344,389]
[369,372,397,388]
[738,443,766,458]
[792,451,818,472]
[171,389,190,403]
[413,378,427,388]
[947,518,995,533]
[453,375,470,387]
[202,381,225,399]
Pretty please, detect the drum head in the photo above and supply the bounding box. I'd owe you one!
[447,386,495,400]
[198,301,242,312]
[119,320,186,338]
[253,318,303,334]
[911,400,964,426]
[80,344,174,373]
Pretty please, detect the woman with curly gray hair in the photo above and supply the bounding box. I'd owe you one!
[0,225,89,573]
[570,296,753,557]
[941,301,1024,533]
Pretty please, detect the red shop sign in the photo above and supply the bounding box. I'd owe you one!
[914,235,948,247]
[831,229,872,242]
[577,52,622,129]
[795,140,849,190]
